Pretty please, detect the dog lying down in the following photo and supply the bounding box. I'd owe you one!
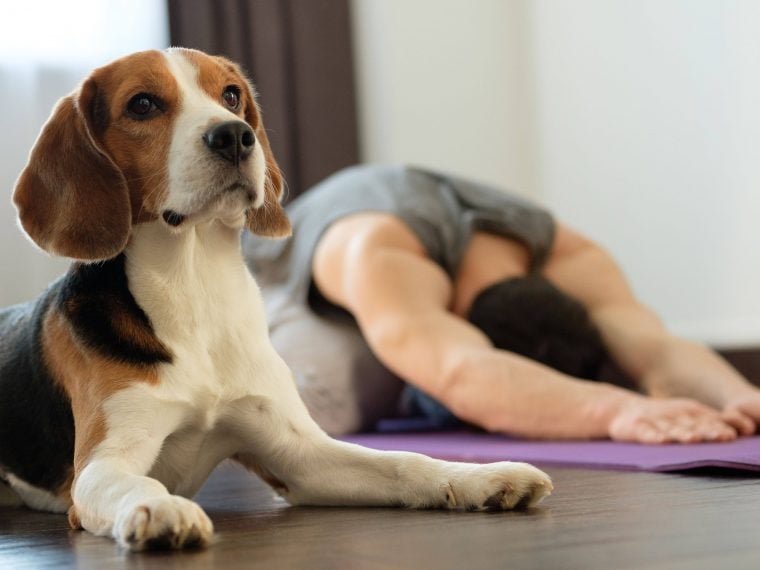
[0,48,551,550]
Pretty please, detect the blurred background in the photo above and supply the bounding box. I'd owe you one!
[1,0,758,349]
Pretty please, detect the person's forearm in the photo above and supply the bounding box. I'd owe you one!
[591,304,756,407]
[438,348,639,439]
[362,311,639,439]
[590,303,670,381]
[640,337,757,406]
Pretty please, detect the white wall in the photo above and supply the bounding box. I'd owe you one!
[351,0,760,348]
[351,0,540,198]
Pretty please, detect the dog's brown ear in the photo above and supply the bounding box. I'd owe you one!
[244,128,292,238]
[239,79,291,239]
[12,78,131,261]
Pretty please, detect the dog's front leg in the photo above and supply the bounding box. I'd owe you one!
[71,395,214,550]
[230,380,552,511]
[74,459,214,550]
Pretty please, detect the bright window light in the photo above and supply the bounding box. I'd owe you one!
[0,0,169,66]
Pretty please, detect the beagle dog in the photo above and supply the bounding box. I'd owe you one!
[0,48,551,550]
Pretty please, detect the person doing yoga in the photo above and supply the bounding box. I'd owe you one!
[244,164,760,443]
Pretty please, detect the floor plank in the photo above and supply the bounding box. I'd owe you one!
[1,461,759,569]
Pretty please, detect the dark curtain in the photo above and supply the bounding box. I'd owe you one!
[167,0,359,200]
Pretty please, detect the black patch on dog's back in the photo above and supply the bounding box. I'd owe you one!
[59,254,172,365]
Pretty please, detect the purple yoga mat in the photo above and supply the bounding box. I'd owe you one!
[342,432,760,473]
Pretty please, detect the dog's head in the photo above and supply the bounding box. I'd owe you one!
[13,48,291,262]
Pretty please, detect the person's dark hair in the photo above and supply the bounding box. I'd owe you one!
[467,276,607,380]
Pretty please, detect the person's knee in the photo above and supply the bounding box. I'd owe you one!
[270,314,402,435]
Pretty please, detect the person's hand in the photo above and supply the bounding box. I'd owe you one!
[608,396,752,444]
[723,389,760,434]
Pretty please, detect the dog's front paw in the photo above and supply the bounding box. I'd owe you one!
[442,462,553,511]
[114,496,214,551]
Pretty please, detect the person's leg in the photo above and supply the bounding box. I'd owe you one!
[267,303,403,435]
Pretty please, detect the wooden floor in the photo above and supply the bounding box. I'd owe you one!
[1,460,759,570]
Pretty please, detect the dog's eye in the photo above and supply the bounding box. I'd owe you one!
[126,93,160,120]
[222,86,241,110]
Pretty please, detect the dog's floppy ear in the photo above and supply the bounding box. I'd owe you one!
[12,77,131,261]
[239,78,292,239]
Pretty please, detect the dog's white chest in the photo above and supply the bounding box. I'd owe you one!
[127,221,273,390]
[110,221,290,495]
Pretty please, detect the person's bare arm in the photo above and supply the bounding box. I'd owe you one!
[312,214,740,441]
[543,224,759,433]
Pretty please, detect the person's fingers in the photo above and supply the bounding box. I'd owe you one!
[636,425,667,444]
[668,425,701,443]
[720,409,756,436]
[652,418,673,434]
[727,394,760,424]
[707,423,737,442]
[693,418,737,442]
[658,412,737,443]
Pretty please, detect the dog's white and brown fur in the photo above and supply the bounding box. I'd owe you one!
[0,48,551,550]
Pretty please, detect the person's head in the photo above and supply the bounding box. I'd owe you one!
[467,276,607,380]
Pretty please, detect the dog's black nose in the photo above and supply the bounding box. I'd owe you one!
[203,120,255,166]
